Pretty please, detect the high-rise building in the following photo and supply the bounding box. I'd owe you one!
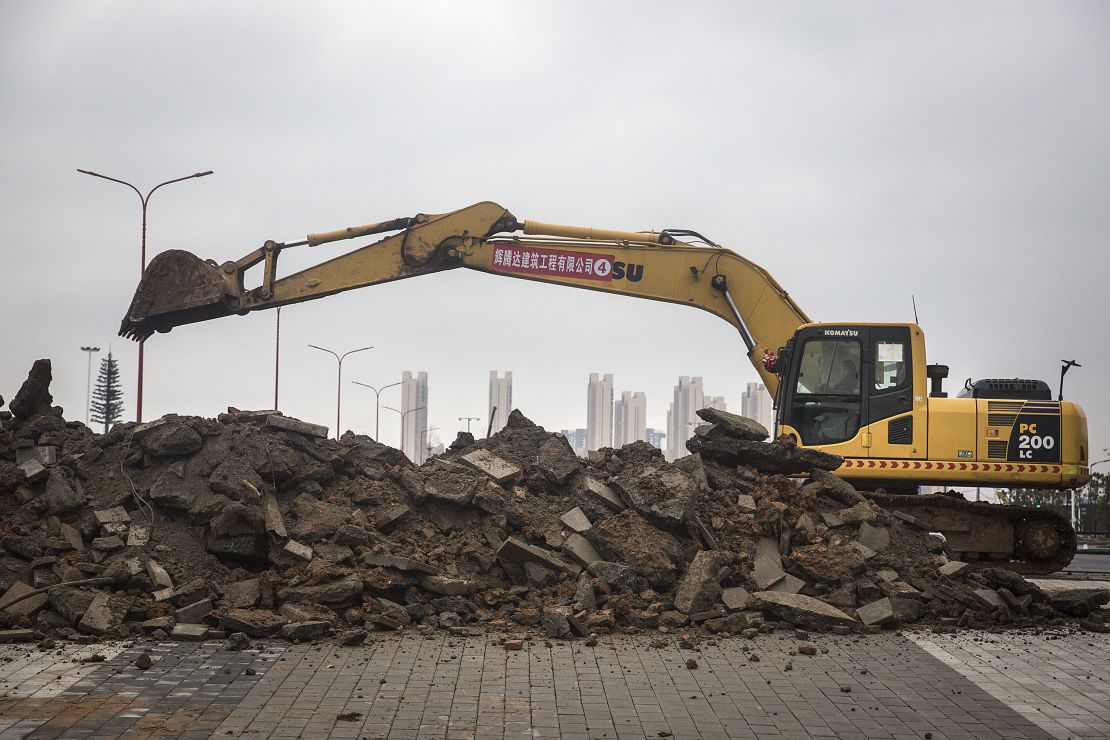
[613,391,647,447]
[645,427,666,452]
[586,373,613,452]
[401,370,429,464]
[741,382,775,433]
[666,376,703,461]
[560,428,588,457]
[706,395,727,411]
[488,371,512,435]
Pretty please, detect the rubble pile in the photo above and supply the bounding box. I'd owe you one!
[0,359,1106,646]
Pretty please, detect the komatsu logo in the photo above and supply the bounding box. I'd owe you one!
[823,329,859,337]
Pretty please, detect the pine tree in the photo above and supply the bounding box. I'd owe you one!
[90,351,125,433]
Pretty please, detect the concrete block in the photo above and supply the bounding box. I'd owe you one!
[220,579,261,609]
[175,598,214,624]
[282,539,313,563]
[127,525,150,547]
[497,536,581,577]
[721,586,751,612]
[171,624,210,641]
[974,589,1005,609]
[561,533,602,567]
[77,593,116,635]
[262,493,287,537]
[856,597,895,626]
[583,477,625,511]
[280,621,331,641]
[559,507,592,533]
[939,560,968,577]
[20,459,47,483]
[16,446,57,465]
[737,494,757,514]
[94,507,131,525]
[461,449,521,483]
[857,522,890,552]
[0,581,48,616]
[266,414,328,438]
[145,560,174,590]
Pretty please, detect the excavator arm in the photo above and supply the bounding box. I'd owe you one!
[120,201,810,394]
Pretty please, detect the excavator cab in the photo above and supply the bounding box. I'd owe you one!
[775,323,922,468]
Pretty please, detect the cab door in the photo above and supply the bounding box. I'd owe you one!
[778,326,870,459]
[863,326,923,459]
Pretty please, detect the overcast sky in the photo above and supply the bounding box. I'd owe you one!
[2,2,1107,470]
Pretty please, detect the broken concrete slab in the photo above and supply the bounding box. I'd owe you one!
[277,574,364,604]
[44,470,85,515]
[0,581,48,616]
[77,593,118,635]
[721,586,751,612]
[561,533,602,567]
[20,459,47,483]
[497,536,582,577]
[751,536,786,588]
[695,407,769,441]
[857,522,890,552]
[583,477,625,511]
[892,510,932,530]
[674,550,731,614]
[171,624,210,641]
[939,561,969,577]
[362,553,440,575]
[419,575,482,596]
[220,579,261,609]
[611,464,699,529]
[559,507,592,533]
[175,598,214,624]
[145,561,174,590]
[280,621,331,641]
[219,608,288,637]
[736,494,757,514]
[0,629,36,643]
[752,591,858,630]
[461,449,521,483]
[266,414,328,438]
[281,539,313,564]
[126,525,150,547]
[857,597,895,626]
[261,493,288,538]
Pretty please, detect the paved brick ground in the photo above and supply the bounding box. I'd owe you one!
[0,630,1107,739]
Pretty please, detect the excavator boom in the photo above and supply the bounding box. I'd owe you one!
[121,201,809,394]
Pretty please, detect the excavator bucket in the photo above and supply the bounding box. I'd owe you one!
[119,249,234,341]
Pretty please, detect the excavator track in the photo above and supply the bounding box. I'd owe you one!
[864,491,1076,576]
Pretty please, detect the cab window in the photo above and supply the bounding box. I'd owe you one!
[791,338,861,445]
[874,340,907,390]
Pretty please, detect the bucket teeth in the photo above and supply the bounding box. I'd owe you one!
[119,250,232,340]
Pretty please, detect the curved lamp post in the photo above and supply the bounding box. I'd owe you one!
[308,344,373,439]
[77,168,213,422]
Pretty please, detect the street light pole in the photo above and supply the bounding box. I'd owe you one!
[352,381,402,441]
[458,416,480,434]
[1084,459,1110,532]
[308,344,373,440]
[77,168,213,423]
[274,307,281,411]
[80,346,100,425]
[384,405,426,462]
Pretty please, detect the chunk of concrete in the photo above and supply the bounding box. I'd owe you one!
[752,591,858,630]
[44,470,85,515]
[0,629,36,643]
[220,579,261,609]
[0,581,48,616]
[751,536,786,588]
[721,586,751,612]
[94,507,131,526]
[145,560,174,590]
[974,589,1006,609]
[219,608,288,637]
[277,574,364,604]
[857,597,895,626]
[583,477,625,511]
[20,459,47,483]
[266,414,328,438]
[280,621,331,641]
[460,449,521,483]
[126,525,150,547]
[261,493,288,538]
[497,536,581,577]
[77,593,118,635]
[892,510,932,530]
[419,575,482,596]
[373,503,410,530]
[674,551,731,614]
[695,407,769,441]
[939,560,968,577]
[736,494,757,514]
[171,624,210,641]
[561,533,602,567]
[362,553,440,575]
[175,598,214,624]
[282,539,314,564]
[560,507,592,533]
[16,445,57,466]
[856,522,890,553]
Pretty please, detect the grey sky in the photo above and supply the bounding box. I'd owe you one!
[2,1,1108,467]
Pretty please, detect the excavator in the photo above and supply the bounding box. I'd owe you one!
[119,201,1089,573]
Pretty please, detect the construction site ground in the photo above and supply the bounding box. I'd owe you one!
[1,602,1109,740]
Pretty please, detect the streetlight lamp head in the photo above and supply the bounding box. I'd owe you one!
[195,171,214,178]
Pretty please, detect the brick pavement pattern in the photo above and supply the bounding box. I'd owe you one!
[0,631,1107,738]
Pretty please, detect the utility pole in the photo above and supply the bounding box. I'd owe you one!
[80,346,100,425]
[77,167,213,422]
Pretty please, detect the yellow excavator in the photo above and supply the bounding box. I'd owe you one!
[119,201,1089,573]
